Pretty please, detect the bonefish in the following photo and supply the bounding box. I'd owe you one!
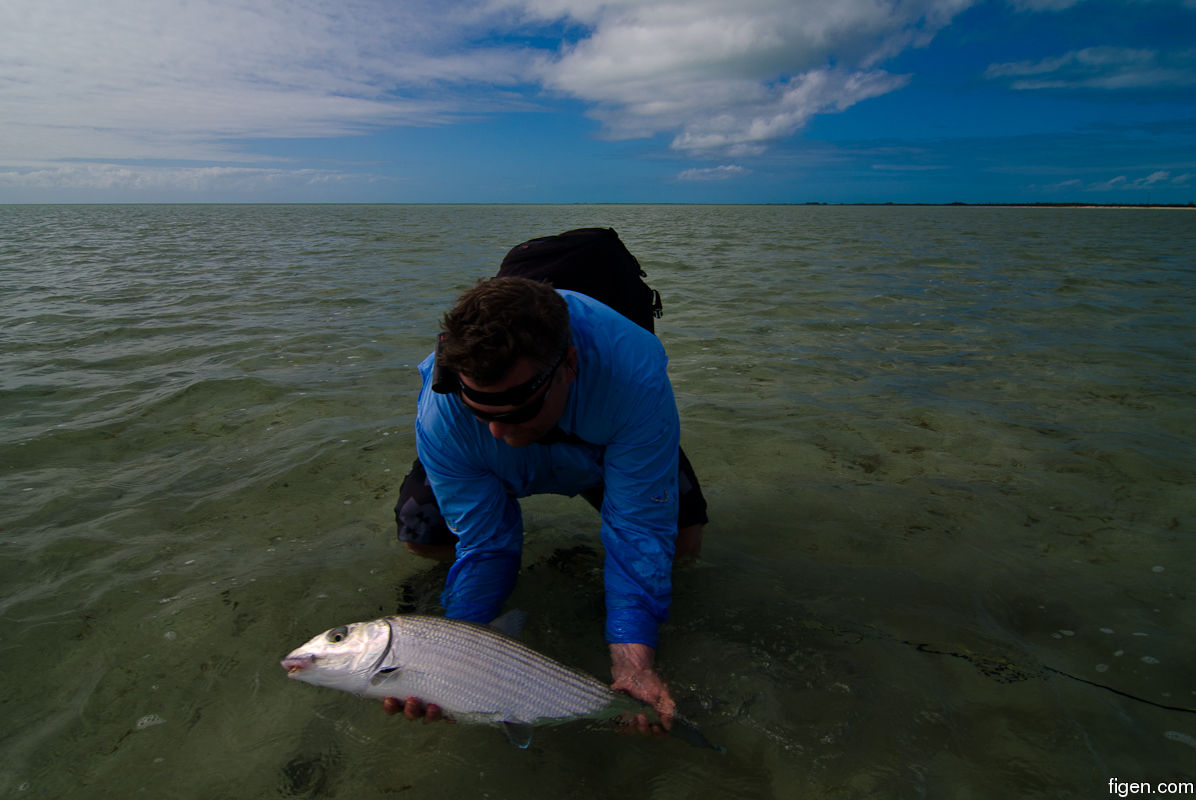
[281,612,722,751]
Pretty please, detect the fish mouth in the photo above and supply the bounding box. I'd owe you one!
[281,655,316,675]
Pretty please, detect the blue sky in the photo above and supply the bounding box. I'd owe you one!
[1,0,1193,204]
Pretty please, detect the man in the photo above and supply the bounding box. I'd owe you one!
[391,276,707,731]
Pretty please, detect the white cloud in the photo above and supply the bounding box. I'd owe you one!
[667,69,910,156]
[1039,170,1194,193]
[676,164,749,181]
[1009,0,1196,10]
[1006,0,1084,10]
[986,46,1196,89]
[1043,178,1084,190]
[870,164,948,171]
[1129,170,1194,188]
[0,0,983,195]
[0,0,527,168]
[1137,170,1171,185]
[0,163,384,193]
[523,0,972,155]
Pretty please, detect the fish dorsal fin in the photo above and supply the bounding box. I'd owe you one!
[501,721,534,749]
[488,610,528,640]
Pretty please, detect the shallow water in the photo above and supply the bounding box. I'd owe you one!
[1,204,1193,798]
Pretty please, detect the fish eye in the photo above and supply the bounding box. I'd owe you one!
[325,625,350,644]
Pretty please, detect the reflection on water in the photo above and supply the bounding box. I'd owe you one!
[1,204,1193,798]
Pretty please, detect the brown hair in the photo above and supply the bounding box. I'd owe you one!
[439,277,570,386]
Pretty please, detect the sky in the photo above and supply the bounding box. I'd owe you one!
[1,0,1194,204]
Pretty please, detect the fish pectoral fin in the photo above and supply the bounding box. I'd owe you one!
[500,721,534,749]
[369,667,399,687]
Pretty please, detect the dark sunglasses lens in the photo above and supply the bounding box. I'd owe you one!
[459,356,562,425]
[462,392,546,424]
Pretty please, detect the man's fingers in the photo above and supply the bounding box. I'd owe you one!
[614,711,669,738]
[654,697,676,731]
[383,696,449,722]
[403,697,424,720]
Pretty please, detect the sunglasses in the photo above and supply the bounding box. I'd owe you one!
[457,349,566,425]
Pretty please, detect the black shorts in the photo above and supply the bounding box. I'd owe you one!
[394,448,709,547]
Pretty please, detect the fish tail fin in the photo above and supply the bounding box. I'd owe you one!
[671,715,726,754]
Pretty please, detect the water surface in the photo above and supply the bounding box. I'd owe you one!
[1,204,1193,797]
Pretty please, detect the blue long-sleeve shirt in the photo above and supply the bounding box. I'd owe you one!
[414,291,680,647]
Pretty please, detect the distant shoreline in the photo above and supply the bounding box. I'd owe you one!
[792,202,1196,209]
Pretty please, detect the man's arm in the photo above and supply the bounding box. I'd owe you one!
[593,344,681,724]
[417,436,524,624]
[412,365,526,623]
[597,370,681,648]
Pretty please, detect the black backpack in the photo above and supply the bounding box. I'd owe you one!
[496,227,663,333]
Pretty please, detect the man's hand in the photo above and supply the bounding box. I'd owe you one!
[609,642,675,736]
[382,696,449,723]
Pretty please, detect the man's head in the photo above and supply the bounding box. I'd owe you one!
[439,277,576,446]
[439,277,570,384]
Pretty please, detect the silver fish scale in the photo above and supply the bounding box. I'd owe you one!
[387,616,620,724]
